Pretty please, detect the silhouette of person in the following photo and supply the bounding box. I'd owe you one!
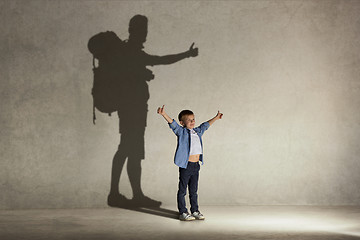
[107,15,198,207]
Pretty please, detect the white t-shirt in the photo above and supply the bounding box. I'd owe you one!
[189,129,202,155]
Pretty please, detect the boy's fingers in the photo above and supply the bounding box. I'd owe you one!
[190,42,195,49]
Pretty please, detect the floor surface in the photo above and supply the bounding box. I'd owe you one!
[1,206,360,240]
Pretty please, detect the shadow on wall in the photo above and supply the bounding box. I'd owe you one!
[87,15,198,218]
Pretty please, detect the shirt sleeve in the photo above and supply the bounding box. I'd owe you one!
[194,122,210,137]
[168,120,183,136]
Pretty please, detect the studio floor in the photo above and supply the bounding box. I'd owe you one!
[1,206,360,240]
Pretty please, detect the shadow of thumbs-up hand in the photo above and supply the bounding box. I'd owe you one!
[188,42,199,57]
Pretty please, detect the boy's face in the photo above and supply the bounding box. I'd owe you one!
[180,114,195,129]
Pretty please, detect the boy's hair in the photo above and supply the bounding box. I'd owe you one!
[178,110,194,122]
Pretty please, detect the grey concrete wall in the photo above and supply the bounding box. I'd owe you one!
[1,0,360,209]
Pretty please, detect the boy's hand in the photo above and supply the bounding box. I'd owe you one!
[157,105,166,116]
[207,110,223,126]
[215,111,223,120]
[157,105,173,124]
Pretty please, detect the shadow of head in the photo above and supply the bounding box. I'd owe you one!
[129,14,148,45]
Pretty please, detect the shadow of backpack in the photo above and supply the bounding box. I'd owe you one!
[88,31,125,124]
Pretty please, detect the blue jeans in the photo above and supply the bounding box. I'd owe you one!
[177,161,200,214]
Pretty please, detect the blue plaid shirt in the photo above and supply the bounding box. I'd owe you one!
[168,120,210,168]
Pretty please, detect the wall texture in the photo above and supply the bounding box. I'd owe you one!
[1,0,360,209]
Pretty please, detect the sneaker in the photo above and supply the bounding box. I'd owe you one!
[192,211,205,220]
[179,212,195,221]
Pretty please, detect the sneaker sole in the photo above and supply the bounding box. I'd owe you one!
[179,218,196,221]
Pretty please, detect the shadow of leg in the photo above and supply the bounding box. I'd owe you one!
[128,157,162,208]
[108,145,132,207]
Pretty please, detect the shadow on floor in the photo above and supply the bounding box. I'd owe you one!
[110,205,179,220]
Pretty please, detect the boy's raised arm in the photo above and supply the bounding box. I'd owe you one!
[157,105,173,124]
[207,111,223,126]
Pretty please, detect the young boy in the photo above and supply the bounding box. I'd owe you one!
[157,105,223,221]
